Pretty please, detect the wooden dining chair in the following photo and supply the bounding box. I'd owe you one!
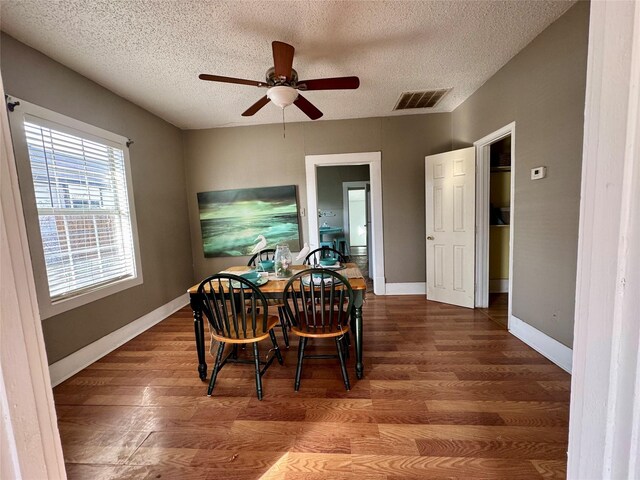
[282,269,354,391]
[247,249,289,348]
[303,246,348,265]
[247,248,276,267]
[196,273,284,400]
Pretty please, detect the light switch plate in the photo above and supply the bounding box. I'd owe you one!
[531,166,547,180]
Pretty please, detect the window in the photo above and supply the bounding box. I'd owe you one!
[8,98,142,318]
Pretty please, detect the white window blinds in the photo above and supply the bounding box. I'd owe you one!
[23,117,137,301]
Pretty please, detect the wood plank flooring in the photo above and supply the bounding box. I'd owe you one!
[54,295,570,479]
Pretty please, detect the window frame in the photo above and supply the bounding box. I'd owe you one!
[8,97,143,319]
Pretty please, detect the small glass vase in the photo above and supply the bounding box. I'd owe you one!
[274,244,293,278]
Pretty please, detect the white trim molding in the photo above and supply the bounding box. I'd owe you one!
[1,79,67,479]
[509,316,572,374]
[385,282,426,295]
[374,276,386,295]
[568,2,640,478]
[49,293,189,387]
[305,152,385,295]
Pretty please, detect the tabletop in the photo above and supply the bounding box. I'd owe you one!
[319,226,344,233]
[187,263,367,294]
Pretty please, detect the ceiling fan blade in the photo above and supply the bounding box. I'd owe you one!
[294,94,323,120]
[199,74,267,88]
[272,41,295,81]
[297,76,360,91]
[242,96,270,116]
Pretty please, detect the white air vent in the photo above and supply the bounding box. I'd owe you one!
[394,89,451,110]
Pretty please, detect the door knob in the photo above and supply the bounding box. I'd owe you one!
[427,236,434,240]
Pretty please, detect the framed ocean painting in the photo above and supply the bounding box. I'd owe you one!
[197,185,301,257]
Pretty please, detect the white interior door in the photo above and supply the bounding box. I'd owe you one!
[425,147,476,308]
[342,180,370,250]
[347,188,367,246]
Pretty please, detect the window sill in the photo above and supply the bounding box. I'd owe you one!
[38,274,143,320]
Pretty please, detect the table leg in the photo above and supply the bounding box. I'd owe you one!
[352,292,364,379]
[191,295,207,381]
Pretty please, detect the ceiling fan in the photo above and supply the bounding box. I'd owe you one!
[199,41,360,120]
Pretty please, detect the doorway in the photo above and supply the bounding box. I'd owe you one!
[343,181,371,286]
[316,167,370,281]
[474,122,516,328]
[305,152,385,295]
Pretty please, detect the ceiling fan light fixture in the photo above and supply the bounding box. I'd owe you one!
[267,85,298,109]
[199,41,357,120]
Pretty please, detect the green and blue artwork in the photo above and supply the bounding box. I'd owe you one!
[197,185,301,257]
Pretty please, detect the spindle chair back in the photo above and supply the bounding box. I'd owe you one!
[303,246,348,265]
[196,273,283,400]
[247,248,276,268]
[246,249,290,348]
[282,268,354,391]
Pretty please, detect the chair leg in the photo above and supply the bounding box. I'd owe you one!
[294,337,308,392]
[207,341,225,396]
[252,342,263,401]
[277,307,290,348]
[343,334,350,359]
[335,337,351,391]
[269,329,284,365]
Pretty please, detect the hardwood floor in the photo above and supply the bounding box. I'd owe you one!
[478,293,509,328]
[54,295,570,479]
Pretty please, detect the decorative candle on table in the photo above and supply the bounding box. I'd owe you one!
[274,244,293,278]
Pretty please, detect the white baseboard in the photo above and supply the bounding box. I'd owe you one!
[490,278,509,293]
[385,282,426,295]
[49,293,189,387]
[373,276,386,295]
[509,315,572,373]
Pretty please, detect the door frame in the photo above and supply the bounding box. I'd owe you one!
[305,152,385,294]
[1,80,67,478]
[342,181,370,248]
[473,122,516,321]
[568,1,640,476]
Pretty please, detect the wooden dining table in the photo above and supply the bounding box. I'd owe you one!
[187,263,367,382]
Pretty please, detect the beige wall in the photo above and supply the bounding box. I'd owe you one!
[0,0,587,360]
[184,114,452,282]
[317,165,370,239]
[452,1,589,347]
[0,33,194,363]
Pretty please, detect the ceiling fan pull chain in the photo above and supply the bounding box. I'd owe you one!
[282,108,286,139]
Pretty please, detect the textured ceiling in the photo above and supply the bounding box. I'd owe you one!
[0,1,574,129]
